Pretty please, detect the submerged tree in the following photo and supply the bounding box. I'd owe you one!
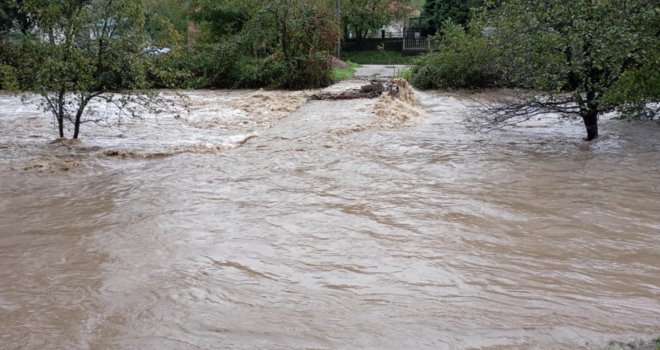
[12,0,169,139]
[480,0,659,140]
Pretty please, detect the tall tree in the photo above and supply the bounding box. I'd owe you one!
[191,0,259,39]
[422,0,483,28]
[0,0,39,34]
[480,0,659,140]
[142,0,191,44]
[342,0,416,40]
[14,0,167,139]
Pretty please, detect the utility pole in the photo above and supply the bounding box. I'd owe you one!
[336,0,341,58]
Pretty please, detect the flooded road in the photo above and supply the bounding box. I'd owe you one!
[0,82,659,349]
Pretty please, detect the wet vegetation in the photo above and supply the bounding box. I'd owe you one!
[599,337,660,350]
[0,0,658,140]
[0,0,420,138]
[331,61,360,82]
[411,0,660,140]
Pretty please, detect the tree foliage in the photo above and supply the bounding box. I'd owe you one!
[422,0,483,29]
[8,0,170,139]
[0,0,39,34]
[183,0,339,89]
[412,0,659,140]
[410,20,498,89]
[342,0,417,40]
[142,0,191,45]
[191,0,258,38]
[487,0,659,140]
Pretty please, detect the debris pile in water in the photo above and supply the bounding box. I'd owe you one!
[325,79,422,137]
[100,144,230,159]
[310,80,388,100]
[11,155,85,172]
[373,78,422,128]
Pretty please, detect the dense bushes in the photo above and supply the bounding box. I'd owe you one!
[0,64,18,90]
[174,43,243,89]
[172,0,337,90]
[265,53,333,89]
[0,0,338,91]
[410,21,500,89]
[166,44,333,90]
[410,0,659,140]
[0,41,18,90]
[1,40,334,91]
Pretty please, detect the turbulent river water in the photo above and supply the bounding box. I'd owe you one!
[0,81,659,350]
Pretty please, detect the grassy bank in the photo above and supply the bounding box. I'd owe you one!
[331,61,360,81]
[340,50,417,65]
[598,338,659,350]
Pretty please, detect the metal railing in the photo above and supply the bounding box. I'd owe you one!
[346,31,404,39]
[403,37,433,51]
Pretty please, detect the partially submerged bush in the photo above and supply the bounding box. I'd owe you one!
[410,21,500,89]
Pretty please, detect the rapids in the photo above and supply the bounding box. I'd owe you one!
[0,81,659,349]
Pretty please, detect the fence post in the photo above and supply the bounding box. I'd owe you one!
[336,0,341,57]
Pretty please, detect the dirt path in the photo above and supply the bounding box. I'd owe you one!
[354,64,408,79]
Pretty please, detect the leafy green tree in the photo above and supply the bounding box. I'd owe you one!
[342,0,416,40]
[142,0,191,44]
[14,0,166,139]
[483,0,659,140]
[187,0,339,89]
[0,0,39,34]
[237,0,339,88]
[191,0,259,39]
[422,0,483,28]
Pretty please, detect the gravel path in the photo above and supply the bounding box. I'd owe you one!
[354,64,408,79]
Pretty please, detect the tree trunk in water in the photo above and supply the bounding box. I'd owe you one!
[72,105,85,139]
[58,116,64,138]
[73,117,81,139]
[582,109,598,141]
[57,89,65,138]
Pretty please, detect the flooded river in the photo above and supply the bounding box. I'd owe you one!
[0,82,659,349]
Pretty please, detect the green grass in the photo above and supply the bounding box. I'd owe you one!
[597,338,660,350]
[340,50,418,65]
[331,61,360,81]
[395,67,413,80]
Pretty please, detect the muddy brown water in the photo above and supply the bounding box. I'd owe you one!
[0,83,659,349]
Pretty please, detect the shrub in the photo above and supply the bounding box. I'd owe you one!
[176,46,333,90]
[0,64,18,90]
[263,52,333,89]
[179,43,240,89]
[410,21,500,89]
[229,56,265,88]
